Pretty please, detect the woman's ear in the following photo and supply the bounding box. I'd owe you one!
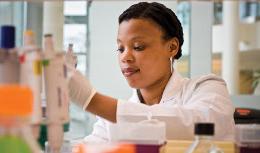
[168,37,179,58]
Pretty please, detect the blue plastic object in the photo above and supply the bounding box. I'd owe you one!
[0,25,15,49]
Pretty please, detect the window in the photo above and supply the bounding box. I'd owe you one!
[213,2,260,25]
[177,1,190,77]
[64,1,90,75]
[212,1,260,95]
[240,2,260,22]
[214,2,223,25]
[64,1,87,16]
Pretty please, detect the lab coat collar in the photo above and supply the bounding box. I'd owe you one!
[160,70,185,103]
[129,70,186,104]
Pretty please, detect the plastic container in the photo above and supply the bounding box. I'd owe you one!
[235,124,260,145]
[109,119,165,153]
[0,85,41,153]
[235,124,260,153]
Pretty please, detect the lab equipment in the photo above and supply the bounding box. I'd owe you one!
[43,34,70,153]
[186,123,223,153]
[0,85,41,153]
[19,30,43,140]
[0,25,20,84]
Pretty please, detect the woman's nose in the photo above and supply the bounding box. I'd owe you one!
[120,49,134,63]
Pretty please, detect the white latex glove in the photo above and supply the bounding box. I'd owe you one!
[68,70,96,110]
[65,47,96,110]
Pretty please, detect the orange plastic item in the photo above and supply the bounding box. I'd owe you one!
[105,144,136,153]
[0,85,33,117]
[116,144,135,153]
[73,143,136,153]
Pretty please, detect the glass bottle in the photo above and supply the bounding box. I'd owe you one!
[186,123,223,153]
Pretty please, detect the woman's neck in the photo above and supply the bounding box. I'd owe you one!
[139,72,172,105]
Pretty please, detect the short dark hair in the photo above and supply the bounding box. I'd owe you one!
[119,2,184,59]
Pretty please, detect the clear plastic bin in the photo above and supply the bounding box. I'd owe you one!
[235,124,260,147]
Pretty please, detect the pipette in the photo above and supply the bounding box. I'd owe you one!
[20,30,42,140]
[43,34,69,153]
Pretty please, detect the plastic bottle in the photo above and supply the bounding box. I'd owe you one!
[0,25,20,84]
[43,34,70,153]
[19,30,43,140]
[186,123,223,153]
[0,85,41,153]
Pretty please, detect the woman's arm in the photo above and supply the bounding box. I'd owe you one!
[87,93,118,123]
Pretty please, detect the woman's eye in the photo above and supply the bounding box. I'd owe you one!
[134,46,144,51]
[116,48,124,53]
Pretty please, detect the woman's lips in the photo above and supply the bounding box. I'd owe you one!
[122,68,140,77]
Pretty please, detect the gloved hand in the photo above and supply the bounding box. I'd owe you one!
[65,49,96,110]
[68,70,96,110]
[65,44,96,110]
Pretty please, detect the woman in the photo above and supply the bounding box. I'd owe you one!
[68,2,235,142]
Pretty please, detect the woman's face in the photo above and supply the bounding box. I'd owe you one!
[117,19,177,89]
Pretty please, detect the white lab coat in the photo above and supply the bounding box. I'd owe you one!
[84,71,235,142]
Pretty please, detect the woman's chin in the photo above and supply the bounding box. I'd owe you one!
[126,80,139,89]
